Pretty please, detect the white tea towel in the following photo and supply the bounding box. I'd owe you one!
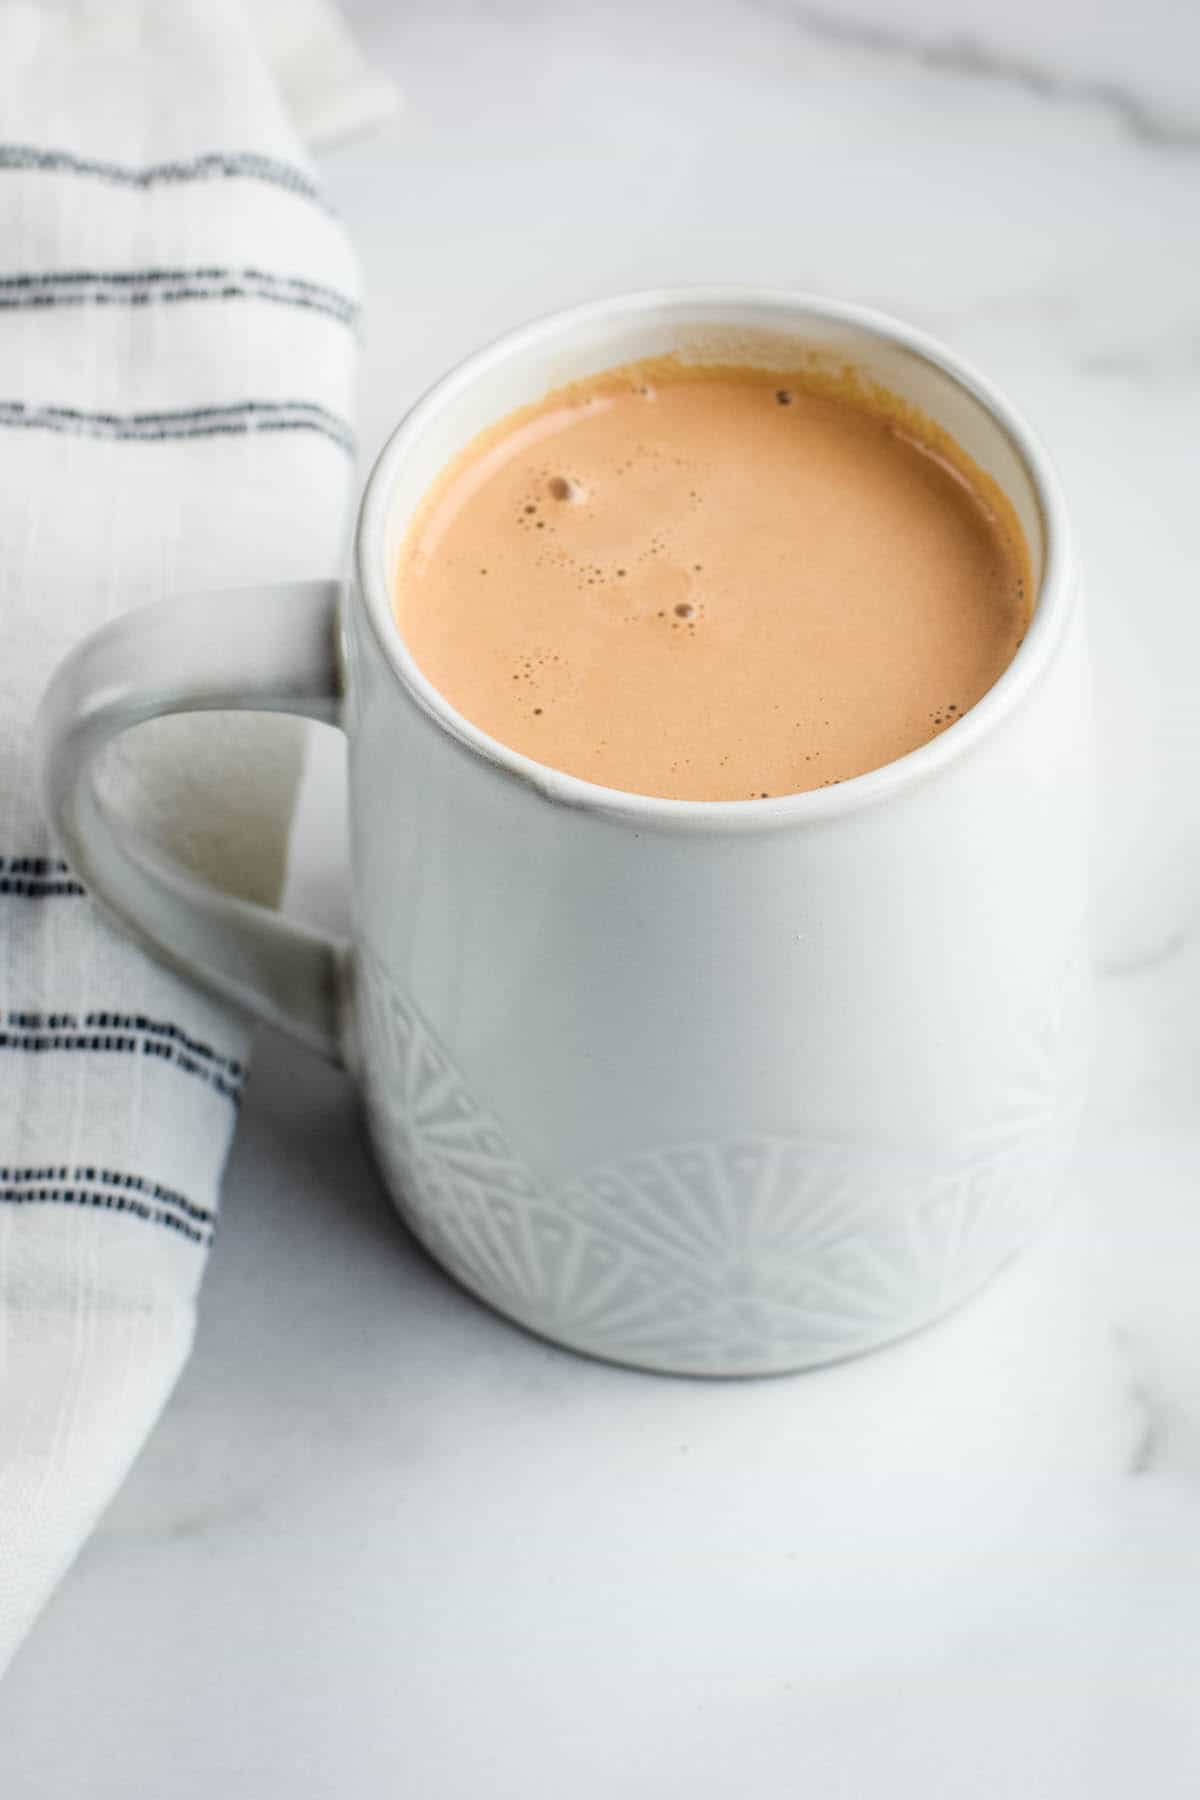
[0,0,374,1673]
[251,0,400,147]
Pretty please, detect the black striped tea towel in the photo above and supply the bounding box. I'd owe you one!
[0,0,387,1672]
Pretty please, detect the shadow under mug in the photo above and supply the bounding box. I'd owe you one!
[36,289,1090,1377]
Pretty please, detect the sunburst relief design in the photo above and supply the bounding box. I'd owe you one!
[355,947,1083,1375]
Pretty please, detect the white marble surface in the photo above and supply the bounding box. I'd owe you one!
[4,1,1200,1791]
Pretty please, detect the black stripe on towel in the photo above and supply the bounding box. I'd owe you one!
[79,1012,244,1078]
[0,855,85,897]
[0,398,354,453]
[1,1010,245,1103]
[0,144,326,208]
[0,1165,214,1246]
[0,266,357,327]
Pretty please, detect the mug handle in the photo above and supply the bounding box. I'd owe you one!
[34,580,348,1065]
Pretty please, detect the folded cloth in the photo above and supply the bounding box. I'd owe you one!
[0,0,371,1673]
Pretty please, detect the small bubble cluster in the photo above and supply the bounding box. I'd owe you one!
[509,646,569,719]
[504,446,715,636]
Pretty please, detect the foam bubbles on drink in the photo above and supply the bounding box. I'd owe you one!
[507,452,714,619]
[396,358,1032,801]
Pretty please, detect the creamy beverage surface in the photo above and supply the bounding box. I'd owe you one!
[393,359,1032,801]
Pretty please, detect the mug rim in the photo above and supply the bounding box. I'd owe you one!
[356,287,1073,831]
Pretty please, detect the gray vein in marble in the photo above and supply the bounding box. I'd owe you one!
[94,1492,265,1546]
[1113,1327,1169,1475]
[1097,929,1189,980]
[1077,353,1155,380]
[754,2,1200,150]
[1079,342,1200,385]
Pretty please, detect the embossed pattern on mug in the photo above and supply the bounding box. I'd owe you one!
[355,946,1086,1375]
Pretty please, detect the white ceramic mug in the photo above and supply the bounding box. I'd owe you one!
[36,290,1089,1376]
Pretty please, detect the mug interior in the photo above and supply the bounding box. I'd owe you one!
[358,290,1065,823]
